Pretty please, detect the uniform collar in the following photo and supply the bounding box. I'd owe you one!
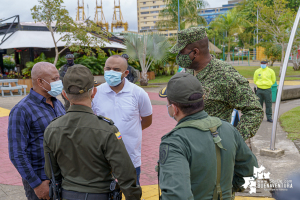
[103,78,132,94]
[67,105,94,114]
[177,110,209,126]
[187,55,216,80]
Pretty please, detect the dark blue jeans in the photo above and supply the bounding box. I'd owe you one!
[136,167,141,186]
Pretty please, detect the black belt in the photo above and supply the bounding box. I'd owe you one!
[62,189,109,200]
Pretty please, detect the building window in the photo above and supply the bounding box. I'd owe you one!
[144,17,147,19]
[141,11,149,14]
[143,2,146,4]
[150,11,159,14]
[144,22,147,24]
[150,6,159,9]
[153,21,156,23]
[153,1,156,3]
[160,5,166,8]
[141,26,150,30]
[153,16,157,18]
[141,6,149,10]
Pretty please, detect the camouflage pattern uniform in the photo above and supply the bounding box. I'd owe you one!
[170,27,263,140]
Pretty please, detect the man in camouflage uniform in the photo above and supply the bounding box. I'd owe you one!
[59,53,75,111]
[169,27,263,140]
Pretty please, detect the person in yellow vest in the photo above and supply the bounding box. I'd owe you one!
[253,61,276,123]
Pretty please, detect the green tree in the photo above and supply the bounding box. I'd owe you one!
[124,33,170,86]
[157,0,208,30]
[31,0,107,65]
[209,8,249,62]
[256,0,295,72]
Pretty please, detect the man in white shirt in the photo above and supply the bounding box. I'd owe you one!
[92,55,153,186]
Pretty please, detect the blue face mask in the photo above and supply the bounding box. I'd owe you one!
[42,79,63,97]
[104,70,124,87]
[261,64,267,69]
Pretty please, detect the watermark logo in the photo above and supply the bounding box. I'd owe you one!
[242,165,293,194]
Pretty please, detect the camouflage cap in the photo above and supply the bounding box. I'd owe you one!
[170,27,207,54]
[63,64,94,94]
[65,53,74,59]
[159,73,204,104]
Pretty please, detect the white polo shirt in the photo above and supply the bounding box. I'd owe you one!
[92,78,152,168]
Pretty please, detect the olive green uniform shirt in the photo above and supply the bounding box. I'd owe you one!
[43,105,142,200]
[186,57,263,140]
[159,111,258,200]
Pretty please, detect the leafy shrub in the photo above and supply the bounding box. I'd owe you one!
[3,57,15,70]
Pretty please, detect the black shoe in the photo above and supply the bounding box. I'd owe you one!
[267,119,273,123]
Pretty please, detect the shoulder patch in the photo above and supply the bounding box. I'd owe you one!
[159,144,169,165]
[115,132,122,140]
[97,115,114,125]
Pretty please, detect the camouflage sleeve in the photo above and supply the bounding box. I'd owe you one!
[226,74,263,140]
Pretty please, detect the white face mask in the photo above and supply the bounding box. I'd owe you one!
[167,104,176,120]
[41,79,63,97]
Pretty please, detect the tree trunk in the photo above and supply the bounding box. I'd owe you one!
[140,71,148,86]
[226,40,231,62]
[279,44,285,76]
[54,47,59,66]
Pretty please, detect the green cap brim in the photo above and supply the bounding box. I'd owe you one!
[159,87,167,98]
[169,42,187,54]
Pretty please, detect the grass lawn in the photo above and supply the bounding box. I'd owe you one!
[279,106,300,141]
[148,66,300,84]
[234,66,300,80]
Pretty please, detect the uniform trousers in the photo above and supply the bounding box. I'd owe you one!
[256,88,272,120]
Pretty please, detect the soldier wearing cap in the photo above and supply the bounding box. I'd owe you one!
[253,61,276,123]
[43,64,142,200]
[169,27,263,140]
[121,54,138,83]
[59,53,75,111]
[158,73,258,200]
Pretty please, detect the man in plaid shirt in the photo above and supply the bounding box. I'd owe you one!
[8,62,65,200]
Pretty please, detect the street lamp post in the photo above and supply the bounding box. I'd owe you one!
[270,6,300,151]
[178,0,180,31]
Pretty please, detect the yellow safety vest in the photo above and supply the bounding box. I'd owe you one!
[253,67,276,89]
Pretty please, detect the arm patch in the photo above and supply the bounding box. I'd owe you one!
[159,144,169,165]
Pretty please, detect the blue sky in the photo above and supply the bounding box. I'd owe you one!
[0,0,229,31]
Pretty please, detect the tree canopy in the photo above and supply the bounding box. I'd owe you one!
[31,0,108,65]
[157,0,208,31]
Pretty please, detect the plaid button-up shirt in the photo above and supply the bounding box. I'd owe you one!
[8,89,65,188]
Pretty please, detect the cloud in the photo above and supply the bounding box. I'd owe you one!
[0,0,228,32]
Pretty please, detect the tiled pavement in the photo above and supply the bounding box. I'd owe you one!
[0,91,274,199]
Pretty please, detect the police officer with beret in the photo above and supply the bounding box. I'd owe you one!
[254,61,276,123]
[59,53,75,111]
[158,73,258,200]
[43,64,142,200]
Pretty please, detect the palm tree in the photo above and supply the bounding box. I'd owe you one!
[124,33,170,86]
[209,8,249,62]
[157,0,208,30]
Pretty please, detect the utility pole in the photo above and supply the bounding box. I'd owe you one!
[178,0,180,31]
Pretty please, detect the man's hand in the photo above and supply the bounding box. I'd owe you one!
[34,180,50,200]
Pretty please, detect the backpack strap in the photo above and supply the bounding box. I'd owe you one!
[209,126,224,200]
[168,117,225,200]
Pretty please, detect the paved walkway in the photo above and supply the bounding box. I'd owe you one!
[0,88,276,199]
